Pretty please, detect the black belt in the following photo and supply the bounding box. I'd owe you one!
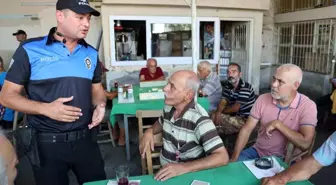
[38,129,90,143]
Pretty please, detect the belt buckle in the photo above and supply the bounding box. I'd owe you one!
[67,132,76,142]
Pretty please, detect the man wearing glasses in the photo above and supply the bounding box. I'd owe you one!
[139,58,165,82]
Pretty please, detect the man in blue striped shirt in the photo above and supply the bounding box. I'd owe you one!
[211,63,256,134]
[197,61,222,112]
[262,131,336,185]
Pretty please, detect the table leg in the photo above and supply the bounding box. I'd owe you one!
[124,114,130,161]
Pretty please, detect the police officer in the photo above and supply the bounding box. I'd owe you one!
[0,0,107,184]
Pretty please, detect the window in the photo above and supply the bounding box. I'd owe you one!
[276,0,335,13]
[199,22,215,60]
[113,20,146,61]
[109,16,220,66]
[276,19,334,74]
[151,23,192,57]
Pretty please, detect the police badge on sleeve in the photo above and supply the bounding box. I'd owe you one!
[84,57,91,69]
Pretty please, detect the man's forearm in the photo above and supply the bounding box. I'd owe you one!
[275,122,311,150]
[93,89,107,107]
[0,92,45,115]
[183,148,228,173]
[274,156,322,183]
[150,121,163,135]
[222,103,240,114]
[216,99,227,113]
[231,126,252,160]
[155,76,165,81]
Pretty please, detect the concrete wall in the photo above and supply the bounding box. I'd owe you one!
[259,0,276,91]
[272,3,336,100]
[0,0,103,69]
[275,5,336,23]
[103,0,270,11]
[101,5,264,93]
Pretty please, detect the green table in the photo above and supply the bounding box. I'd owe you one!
[84,159,312,185]
[109,85,210,160]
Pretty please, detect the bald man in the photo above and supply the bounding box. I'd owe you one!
[230,64,317,162]
[0,129,18,185]
[139,70,228,181]
[197,61,222,111]
[139,58,165,82]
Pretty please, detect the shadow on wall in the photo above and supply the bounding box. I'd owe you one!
[105,70,169,90]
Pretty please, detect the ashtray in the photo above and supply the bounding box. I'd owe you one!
[254,157,273,170]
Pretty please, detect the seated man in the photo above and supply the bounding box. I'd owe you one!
[231,64,317,162]
[261,131,336,185]
[0,56,15,129]
[100,61,125,146]
[139,70,228,181]
[139,58,165,82]
[197,61,222,112]
[211,62,256,134]
[0,128,18,185]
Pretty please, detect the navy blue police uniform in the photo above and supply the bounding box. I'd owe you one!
[6,27,106,185]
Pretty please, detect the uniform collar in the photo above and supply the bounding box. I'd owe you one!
[46,27,88,48]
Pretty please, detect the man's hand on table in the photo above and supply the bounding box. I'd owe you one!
[139,128,154,158]
[154,163,189,181]
[261,176,287,185]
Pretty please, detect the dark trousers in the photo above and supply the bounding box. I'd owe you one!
[33,137,106,185]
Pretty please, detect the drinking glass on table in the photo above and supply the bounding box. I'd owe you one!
[116,165,129,185]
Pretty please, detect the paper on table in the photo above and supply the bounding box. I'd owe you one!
[243,157,285,179]
[107,180,141,185]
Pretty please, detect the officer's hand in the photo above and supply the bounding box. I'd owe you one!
[88,103,106,129]
[139,128,154,159]
[45,96,82,122]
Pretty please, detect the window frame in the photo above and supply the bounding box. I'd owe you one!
[109,16,220,66]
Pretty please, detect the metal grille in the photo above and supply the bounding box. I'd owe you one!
[275,0,335,14]
[231,22,250,81]
[275,19,335,74]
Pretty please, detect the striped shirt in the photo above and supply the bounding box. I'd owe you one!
[159,101,224,166]
[313,131,336,166]
[222,79,256,118]
[200,72,222,111]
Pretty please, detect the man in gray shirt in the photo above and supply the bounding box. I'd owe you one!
[197,61,222,112]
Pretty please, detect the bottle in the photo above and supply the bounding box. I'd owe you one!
[114,81,118,88]
[118,86,123,99]
[127,85,133,101]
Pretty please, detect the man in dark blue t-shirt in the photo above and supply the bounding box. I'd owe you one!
[0,0,106,184]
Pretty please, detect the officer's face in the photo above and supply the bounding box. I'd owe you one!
[58,10,91,40]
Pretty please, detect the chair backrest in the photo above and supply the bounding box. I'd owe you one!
[284,132,316,165]
[136,110,163,175]
[136,110,162,140]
